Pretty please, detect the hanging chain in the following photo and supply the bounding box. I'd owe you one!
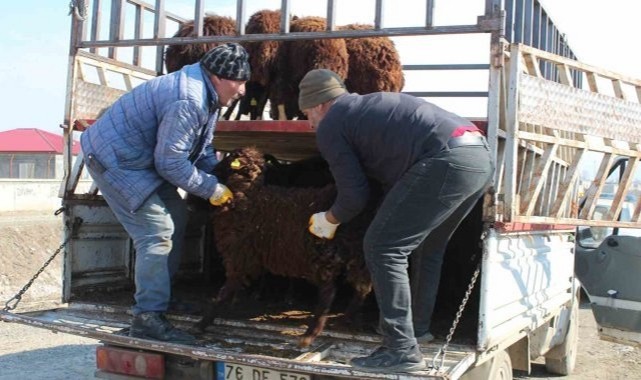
[2,216,82,313]
[431,262,481,372]
[68,0,89,21]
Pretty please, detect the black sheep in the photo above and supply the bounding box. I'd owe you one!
[193,147,374,347]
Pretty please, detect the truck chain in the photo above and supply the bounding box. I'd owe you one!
[431,262,481,372]
[2,214,82,313]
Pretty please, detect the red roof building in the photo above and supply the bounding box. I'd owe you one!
[0,128,80,155]
[0,128,81,179]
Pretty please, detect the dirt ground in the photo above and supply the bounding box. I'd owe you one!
[1,211,640,379]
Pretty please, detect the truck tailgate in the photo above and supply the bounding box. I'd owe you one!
[1,303,475,379]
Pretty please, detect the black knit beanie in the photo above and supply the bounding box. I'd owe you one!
[200,43,251,81]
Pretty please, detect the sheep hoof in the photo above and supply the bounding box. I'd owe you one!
[298,335,314,348]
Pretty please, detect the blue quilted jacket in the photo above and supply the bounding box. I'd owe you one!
[80,62,221,212]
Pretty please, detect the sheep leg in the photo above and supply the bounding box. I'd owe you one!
[277,104,287,120]
[342,287,372,330]
[191,278,242,332]
[298,281,336,348]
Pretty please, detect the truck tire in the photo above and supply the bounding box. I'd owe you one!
[544,298,579,375]
[488,350,513,380]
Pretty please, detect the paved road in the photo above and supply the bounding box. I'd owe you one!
[0,321,98,380]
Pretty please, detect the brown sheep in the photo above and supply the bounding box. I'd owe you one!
[237,9,283,120]
[270,16,349,120]
[339,24,405,94]
[164,15,237,74]
[193,147,374,347]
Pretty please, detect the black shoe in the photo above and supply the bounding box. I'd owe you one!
[350,345,426,373]
[129,312,196,344]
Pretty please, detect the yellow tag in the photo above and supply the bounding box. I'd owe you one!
[250,98,258,106]
[231,159,241,169]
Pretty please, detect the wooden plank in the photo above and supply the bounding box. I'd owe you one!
[553,147,585,218]
[521,142,559,216]
[606,158,638,221]
[586,72,600,93]
[612,79,628,101]
[579,151,615,220]
[523,54,543,78]
[557,63,573,87]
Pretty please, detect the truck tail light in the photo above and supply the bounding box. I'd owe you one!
[96,345,164,379]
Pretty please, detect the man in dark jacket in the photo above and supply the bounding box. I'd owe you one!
[301,69,494,373]
[80,43,250,343]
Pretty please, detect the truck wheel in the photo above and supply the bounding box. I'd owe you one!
[544,298,579,375]
[488,350,512,380]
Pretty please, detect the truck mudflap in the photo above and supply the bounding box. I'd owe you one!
[0,303,476,379]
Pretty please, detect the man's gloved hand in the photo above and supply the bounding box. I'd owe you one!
[308,211,340,239]
[209,183,233,206]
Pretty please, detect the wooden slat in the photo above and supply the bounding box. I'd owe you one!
[553,147,585,218]
[612,79,627,100]
[579,151,615,220]
[556,63,573,87]
[521,143,559,216]
[606,158,638,221]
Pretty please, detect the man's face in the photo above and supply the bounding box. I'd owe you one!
[211,76,246,107]
[302,104,325,128]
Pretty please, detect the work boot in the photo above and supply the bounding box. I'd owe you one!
[416,331,435,344]
[129,312,196,344]
[350,344,426,373]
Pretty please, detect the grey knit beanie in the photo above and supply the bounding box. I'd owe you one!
[200,43,251,81]
[298,69,347,110]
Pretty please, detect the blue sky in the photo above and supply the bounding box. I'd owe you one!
[0,0,638,135]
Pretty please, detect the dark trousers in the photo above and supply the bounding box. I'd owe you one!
[363,143,493,349]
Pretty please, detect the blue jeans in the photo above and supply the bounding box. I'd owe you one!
[364,143,493,349]
[84,158,187,315]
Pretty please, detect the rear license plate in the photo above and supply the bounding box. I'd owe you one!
[216,362,311,380]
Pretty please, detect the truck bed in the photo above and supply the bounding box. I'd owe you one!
[1,302,476,379]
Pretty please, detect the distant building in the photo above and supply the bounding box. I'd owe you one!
[0,128,81,179]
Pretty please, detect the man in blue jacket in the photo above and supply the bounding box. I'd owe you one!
[80,43,250,343]
[301,69,494,373]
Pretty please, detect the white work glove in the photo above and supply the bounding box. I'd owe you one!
[209,183,233,206]
[308,211,340,239]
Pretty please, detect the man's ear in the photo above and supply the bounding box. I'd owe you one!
[210,74,221,87]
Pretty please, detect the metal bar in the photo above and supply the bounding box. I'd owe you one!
[153,0,166,74]
[327,0,337,31]
[194,0,204,37]
[125,0,185,23]
[523,0,533,45]
[532,0,540,49]
[374,0,384,29]
[89,0,102,54]
[504,0,514,41]
[404,91,489,97]
[236,0,246,35]
[402,64,490,70]
[513,0,524,43]
[108,0,126,59]
[280,0,290,34]
[78,23,493,49]
[132,4,143,66]
[426,0,435,28]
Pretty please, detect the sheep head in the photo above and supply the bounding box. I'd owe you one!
[214,147,266,205]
